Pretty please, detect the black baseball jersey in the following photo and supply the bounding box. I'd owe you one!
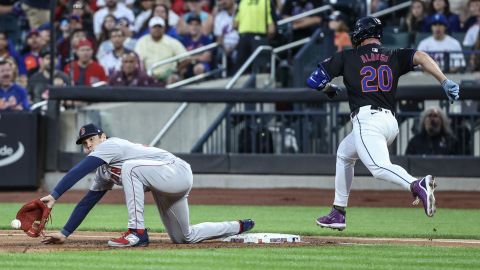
[321,43,416,112]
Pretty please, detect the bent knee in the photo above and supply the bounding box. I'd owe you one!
[170,232,195,244]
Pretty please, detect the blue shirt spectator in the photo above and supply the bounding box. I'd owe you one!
[425,0,461,32]
[0,59,29,111]
[180,15,213,78]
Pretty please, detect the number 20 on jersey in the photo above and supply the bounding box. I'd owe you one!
[360,65,393,92]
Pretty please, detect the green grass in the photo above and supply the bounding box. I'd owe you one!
[1,203,480,239]
[1,203,479,269]
[0,245,479,270]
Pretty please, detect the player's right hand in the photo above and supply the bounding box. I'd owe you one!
[41,232,67,245]
[441,79,460,103]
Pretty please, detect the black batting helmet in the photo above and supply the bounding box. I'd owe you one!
[351,16,383,47]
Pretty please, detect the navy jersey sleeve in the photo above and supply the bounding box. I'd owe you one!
[396,48,416,76]
[321,51,344,78]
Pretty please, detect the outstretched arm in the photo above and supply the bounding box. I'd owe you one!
[413,51,447,83]
[61,190,108,237]
[413,51,460,103]
[42,190,108,244]
[40,156,106,208]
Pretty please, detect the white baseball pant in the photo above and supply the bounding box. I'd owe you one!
[334,105,417,207]
[121,158,240,243]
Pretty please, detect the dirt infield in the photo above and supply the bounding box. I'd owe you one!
[1,230,479,253]
[1,188,479,208]
[1,189,479,253]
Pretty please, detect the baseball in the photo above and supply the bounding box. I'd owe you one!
[10,219,21,229]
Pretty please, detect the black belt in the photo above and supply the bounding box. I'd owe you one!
[350,105,394,118]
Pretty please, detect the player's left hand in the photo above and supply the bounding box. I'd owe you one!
[441,79,460,104]
[40,194,56,209]
[41,232,67,245]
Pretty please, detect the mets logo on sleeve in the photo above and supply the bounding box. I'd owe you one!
[0,133,25,167]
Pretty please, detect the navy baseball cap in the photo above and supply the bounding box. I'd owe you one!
[76,123,103,144]
[430,13,448,27]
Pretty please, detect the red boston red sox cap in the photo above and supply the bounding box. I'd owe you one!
[76,123,103,145]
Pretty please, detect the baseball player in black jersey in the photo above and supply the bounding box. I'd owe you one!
[306,16,460,231]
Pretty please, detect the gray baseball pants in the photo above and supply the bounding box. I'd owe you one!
[121,158,240,243]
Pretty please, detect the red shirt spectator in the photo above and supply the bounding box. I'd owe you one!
[64,39,106,86]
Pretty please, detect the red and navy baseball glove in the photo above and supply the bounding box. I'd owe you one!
[16,199,52,237]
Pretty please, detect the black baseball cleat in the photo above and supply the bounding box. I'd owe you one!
[238,219,255,234]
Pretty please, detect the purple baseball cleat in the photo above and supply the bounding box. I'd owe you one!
[316,207,346,231]
[411,175,436,217]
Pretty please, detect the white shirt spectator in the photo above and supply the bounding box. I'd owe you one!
[99,50,124,75]
[463,24,479,48]
[96,0,135,7]
[214,9,239,51]
[134,10,180,33]
[93,3,135,37]
[96,39,137,61]
[417,35,465,70]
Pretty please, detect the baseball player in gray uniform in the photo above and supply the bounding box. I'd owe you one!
[40,123,254,247]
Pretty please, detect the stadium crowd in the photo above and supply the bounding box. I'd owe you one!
[0,1,477,119]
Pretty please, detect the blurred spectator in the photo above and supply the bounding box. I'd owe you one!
[172,0,213,16]
[97,0,135,9]
[234,0,276,72]
[135,0,156,32]
[177,0,213,36]
[214,0,239,74]
[155,0,180,28]
[93,0,134,38]
[96,14,118,58]
[406,107,460,155]
[136,4,180,40]
[463,23,480,48]
[38,23,51,46]
[22,30,46,77]
[462,0,480,31]
[400,0,428,33]
[27,47,71,103]
[71,0,95,36]
[467,31,480,71]
[417,13,465,73]
[280,0,322,41]
[64,39,107,86]
[181,15,213,78]
[463,0,480,48]
[0,1,21,46]
[117,17,137,50]
[98,28,132,75]
[370,0,388,14]
[57,29,96,70]
[134,17,188,83]
[0,59,29,111]
[328,11,351,52]
[109,51,162,86]
[0,31,27,82]
[21,0,50,30]
[425,0,461,32]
